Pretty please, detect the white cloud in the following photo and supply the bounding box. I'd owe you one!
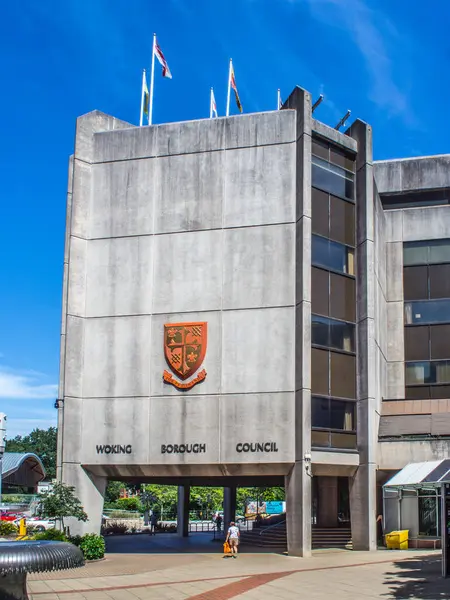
[305,0,415,122]
[6,416,57,439]
[0,367,57,400]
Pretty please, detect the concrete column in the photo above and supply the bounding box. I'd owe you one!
[61,463,106,536]
[317,477,338,527]
[286,461,312,557]
[223,486,237,528]
[177,485,190,537]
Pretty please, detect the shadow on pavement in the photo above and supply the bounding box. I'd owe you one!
[105,532,286,555]
[383,553,450,599]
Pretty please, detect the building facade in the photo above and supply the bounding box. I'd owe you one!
[57,86,450,555]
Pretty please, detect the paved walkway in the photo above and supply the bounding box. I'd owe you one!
[26,535,447,599]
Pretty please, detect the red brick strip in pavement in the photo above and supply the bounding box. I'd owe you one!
[185,571,295,600]
[30,557,410,596]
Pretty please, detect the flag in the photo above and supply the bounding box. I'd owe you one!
[211,88,218,118]
[278,89,283,110]
[143,76,149,117]
[154,38,172,79]
[230,63,242,113]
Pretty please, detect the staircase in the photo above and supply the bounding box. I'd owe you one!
[239,522,352,551]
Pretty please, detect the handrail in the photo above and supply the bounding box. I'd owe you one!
[259,519,286,537]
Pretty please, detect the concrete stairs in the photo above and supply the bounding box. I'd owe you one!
[239,523,352,550]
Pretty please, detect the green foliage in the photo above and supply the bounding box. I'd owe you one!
[33,529,67,541]
[6,427,57,480]
[0,521,18,536]
[141,484,178,514]
[68,535,82,547]
[79,533,105,560]
[189,487,223,517]
[105,481,124,504]
[115,497,142,512]
[38,481,88,529]
[236,487,285,512]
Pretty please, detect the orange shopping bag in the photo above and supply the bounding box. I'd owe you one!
[223,541,231,555]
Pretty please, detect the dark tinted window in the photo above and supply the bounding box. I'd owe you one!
[330,196,355,247]
[312,139,329,161]
[406,360,450,385]
[403,266,428,301]
[405,299,450,324]
[405,386,431,400]
[312,396,330,428]
[312,235,354,275]
[330,352,356,398]
[405,326,429,361]
[312,157,354,200]
[330,147,355,172]
[312,348,329,395]
[430,264,450,298]
[404,239,450,266]
[311,187,329,238]
[430,324,450,359]
[311,314,329,347]
[330,400,355,431]
[431,385,450,399]
[330,273,356,322]
[311,267,329,316]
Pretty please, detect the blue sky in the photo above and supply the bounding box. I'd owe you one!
[0,0,449,437]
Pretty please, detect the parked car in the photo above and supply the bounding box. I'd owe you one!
[21,518,56,532]
[212,511,245,524]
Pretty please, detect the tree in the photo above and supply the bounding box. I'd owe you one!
[105,481,124,504]
[6,427,57,480]
[38,481,87,530]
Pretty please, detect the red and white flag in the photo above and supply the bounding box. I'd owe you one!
[154,37,172,79]
[210,88,218,118]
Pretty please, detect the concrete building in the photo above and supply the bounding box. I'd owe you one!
[57,85,450,555]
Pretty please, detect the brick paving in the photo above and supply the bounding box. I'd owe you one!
[26,544,447,600]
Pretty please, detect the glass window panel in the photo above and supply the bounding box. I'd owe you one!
[311,267,329,316]
[405,385,431,400]
[419,496,438,536]
[404,241,429,265]
[403,266,428,301]
[330,352,356,399]
[330,400,355,431]
[435,361,450,384]
[312,138,329,161]
[330,432,357,450]
[330,195,355,247]
[311,430,330,448]
[311,314,330,347]
[404,326,430,361]
[404,299,450,324]
[431,385,450,399]
[430,324,450,360]
[429,264,450,298]
[405,362,432,385]
[312,396,330,428]
[329,147,355,172]
[312,235,354,275]
[330,273,356,322]
[312,348,329,395]
[329,318,355,352]
[429,239,450,264]
[312,157,354,200]
[312,187,329,238]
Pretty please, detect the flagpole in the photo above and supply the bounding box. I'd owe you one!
[149,33,156,125]
[226,59,232,117]
[140,69,146,126]
[210,87,213,119]
[277,88,281,110]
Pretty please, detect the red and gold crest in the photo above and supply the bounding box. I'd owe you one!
[163,322,207,390]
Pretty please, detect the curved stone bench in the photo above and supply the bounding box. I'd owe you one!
[0,541,84,599]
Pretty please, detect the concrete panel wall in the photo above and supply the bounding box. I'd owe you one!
[375,155,450,194]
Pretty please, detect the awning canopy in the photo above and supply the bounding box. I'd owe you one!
[384,459,450,490]
[1,453,46,488]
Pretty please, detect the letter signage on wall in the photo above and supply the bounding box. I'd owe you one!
[96,445,132,454]
[163,323,207,390]
[235,442,279,453]
[161,443,206,454]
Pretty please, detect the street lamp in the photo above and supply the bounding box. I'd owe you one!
[0,414,7,507]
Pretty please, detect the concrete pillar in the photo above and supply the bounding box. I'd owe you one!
[61,463,106,536]
[317,477,338,527]
[177,485,190,537]
[223,486,237,528]
[286,461,312,557]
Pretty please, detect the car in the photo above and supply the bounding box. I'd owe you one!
[21,518,56,532]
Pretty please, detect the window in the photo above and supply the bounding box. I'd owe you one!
[405,326,429,361]
[312,235,355,275]
[404,264,450,301]
[312,189,355,247]
[311,397,357,450]
[330,273,356,322]
[312,348,329,395]
[312,314,355,352]
[312,267,329,316]
[312,139,355,172]
[331,352,356,399]
[404,239,450,266]
[312,156,354,200]
[405,360,450,385]
[404,299,450,324]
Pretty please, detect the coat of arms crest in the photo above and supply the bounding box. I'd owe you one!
[163,322,207,390]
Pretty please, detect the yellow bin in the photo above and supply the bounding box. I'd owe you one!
[385,530,409,550]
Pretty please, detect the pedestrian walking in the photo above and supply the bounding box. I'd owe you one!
[216,514,223,533]
[226,521,240,558]
[150,512,158,535]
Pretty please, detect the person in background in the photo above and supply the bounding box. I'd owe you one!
[226,521,240,558]
[150,511,158,535]
[216,514,223,533]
